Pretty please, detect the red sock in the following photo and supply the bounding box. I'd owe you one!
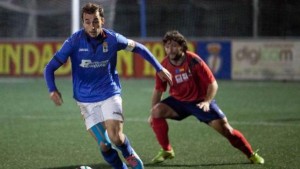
[151,118,172,151]
[227,129,253,157]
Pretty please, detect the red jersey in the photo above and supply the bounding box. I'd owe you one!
[155,51,215,102]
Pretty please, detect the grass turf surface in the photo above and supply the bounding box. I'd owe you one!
[1,78,299,169]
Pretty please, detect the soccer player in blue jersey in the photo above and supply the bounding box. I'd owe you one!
[44,3,172,169]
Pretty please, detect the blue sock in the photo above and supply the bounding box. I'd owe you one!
[116,136,133,158]
[101,148,127,169]
[90,123,111,146]
[90,123,127,169]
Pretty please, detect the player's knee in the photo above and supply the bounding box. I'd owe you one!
[107,133,123,146]
[223,128,233,138]
[211,120,233,137]
[221,125,234,138]
[151,104,164,118]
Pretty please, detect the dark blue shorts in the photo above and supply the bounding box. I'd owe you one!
[161,96,226,123]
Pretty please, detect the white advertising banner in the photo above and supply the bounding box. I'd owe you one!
[232,40,300,80]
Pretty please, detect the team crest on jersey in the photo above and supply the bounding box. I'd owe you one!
[103,42,108,53]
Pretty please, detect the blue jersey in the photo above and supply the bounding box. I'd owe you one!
[44,28,163,102]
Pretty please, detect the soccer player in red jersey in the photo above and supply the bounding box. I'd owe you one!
[149,30,264,164]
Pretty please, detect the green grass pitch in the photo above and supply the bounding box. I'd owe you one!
[1,78,299,169]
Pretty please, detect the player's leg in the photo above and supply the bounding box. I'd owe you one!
[102,95,144,169]
[150,103,175,151]
[209,118,253,156]
[150,97,188,163]
[207,101,264,164]
[209,118,264,164]
[77,101,127,169]
[89,123,127,169]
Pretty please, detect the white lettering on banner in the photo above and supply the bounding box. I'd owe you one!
[232,41,300,80]
[235,46,293,65]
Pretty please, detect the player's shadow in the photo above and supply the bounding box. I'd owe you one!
[42,162,251,169]
[145,162,251,168]
[42,163,111,169]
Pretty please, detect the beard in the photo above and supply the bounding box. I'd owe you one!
[170,53,183,62]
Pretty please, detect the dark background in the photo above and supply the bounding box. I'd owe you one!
[0,0,299,38]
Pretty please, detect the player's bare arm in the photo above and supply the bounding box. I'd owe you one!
[197,80,218,112]
[151,89,164,107]
[50,90,63,106]
[157,68,173,86]
[148,89,164,124]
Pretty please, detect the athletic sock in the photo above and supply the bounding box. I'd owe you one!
[115,136,133,158]
[101,148,127,169]
[151,117,172,151]
[227,129,253,157]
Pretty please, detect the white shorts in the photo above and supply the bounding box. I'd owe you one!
[77,95,124,130]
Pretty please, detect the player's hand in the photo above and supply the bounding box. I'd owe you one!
[50,91,63,106]
[197,101,210,112]
[157,68,173,86]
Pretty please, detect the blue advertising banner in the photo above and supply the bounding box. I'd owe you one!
[197,41,231,79]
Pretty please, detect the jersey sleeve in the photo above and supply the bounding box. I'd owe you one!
[115,33,163,71]
[155,73,168,92]
[44,36,74,92]
[54,38,73,63]
[196,57,216,84]
[154,60,168,92]
[44,58,62,92]
[115,33,129,50]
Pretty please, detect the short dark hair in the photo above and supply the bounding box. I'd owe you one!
[81,3,104,21]
[162,30,188,53]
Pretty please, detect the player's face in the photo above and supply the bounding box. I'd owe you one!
[82,11,104,38]
[164,40,183,61]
